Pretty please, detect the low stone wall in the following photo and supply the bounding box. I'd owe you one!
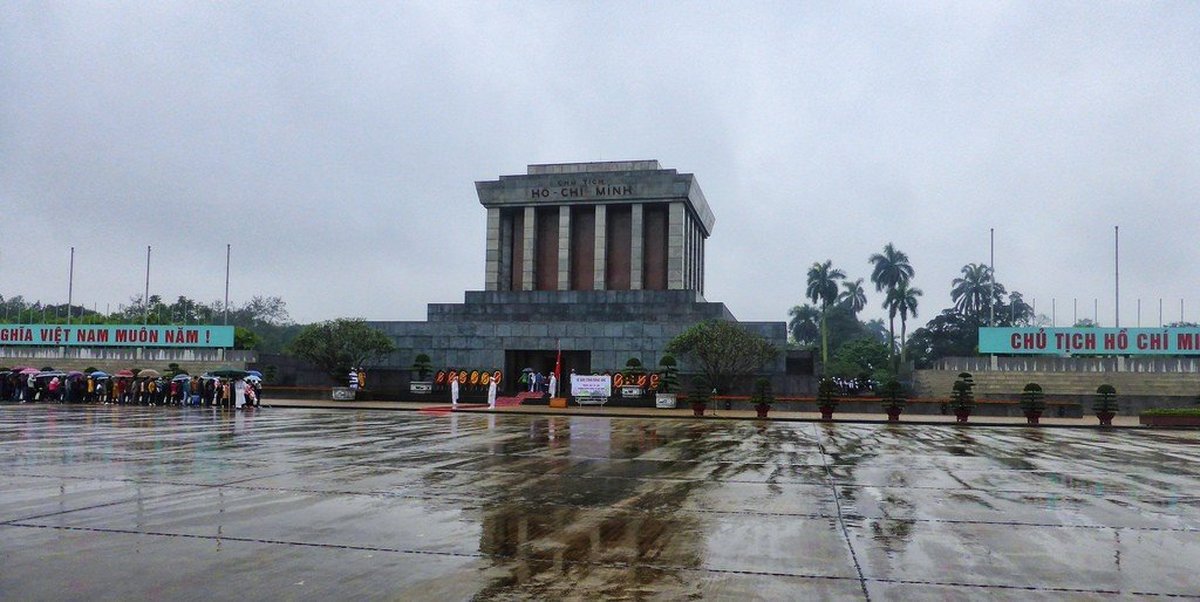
[915,369,1198,405]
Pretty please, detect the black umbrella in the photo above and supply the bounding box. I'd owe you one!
[209,367,249,379]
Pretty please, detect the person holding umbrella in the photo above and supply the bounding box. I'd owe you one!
[245,371,263,406]
[47,376,61,402]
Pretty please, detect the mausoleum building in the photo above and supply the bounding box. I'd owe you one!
[369,161,793,394]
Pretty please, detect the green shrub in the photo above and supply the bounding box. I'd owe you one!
[689,376,711,407]
[1094,384,1119,414]
[1141,407,1200,416]
[657,355,679,393]
[817,378,840,409]
[411,353,432,381]
[751,377,774,407]
[880,379,906,410]
[949,376,975,413]
[1020,382,1045,414]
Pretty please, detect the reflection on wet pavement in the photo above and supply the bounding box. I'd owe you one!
[1,406,1198,599]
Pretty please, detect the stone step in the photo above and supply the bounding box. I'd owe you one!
[914,369,1200,398]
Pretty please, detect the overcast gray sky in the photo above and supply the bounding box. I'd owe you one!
[3,2,1198,329]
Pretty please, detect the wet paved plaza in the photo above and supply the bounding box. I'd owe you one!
[1,405,1198,600]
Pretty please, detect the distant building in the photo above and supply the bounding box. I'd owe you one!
[369,161,804,395]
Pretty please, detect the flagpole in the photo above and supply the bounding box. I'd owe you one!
[1114,225,1120,328]
[144,245,151,325]
[224,243,231,325]
[989,228,995,327]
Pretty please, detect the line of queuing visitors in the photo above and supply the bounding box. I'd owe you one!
[0,367,263,410]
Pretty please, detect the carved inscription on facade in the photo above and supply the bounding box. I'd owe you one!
[530,177,635,200]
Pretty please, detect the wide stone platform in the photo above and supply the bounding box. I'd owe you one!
[1,405,1196,599]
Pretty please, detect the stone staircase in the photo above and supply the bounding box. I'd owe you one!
[494,391,545,407]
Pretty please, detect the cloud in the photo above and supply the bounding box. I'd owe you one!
[2,2,1197,327]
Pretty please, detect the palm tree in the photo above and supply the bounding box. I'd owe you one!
[864,318,889,345]
[839,278,867,315]
[787,304,821,346]
[869,244,914,366]
[806,260,845,364]
[1005,291,1033,326]
[951,263,992,318]
[868,243,914,292]
[887,283,923,367]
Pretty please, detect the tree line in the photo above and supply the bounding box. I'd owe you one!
[0,293,393,381]
[0,294,300,353]
[792,246,1044,376]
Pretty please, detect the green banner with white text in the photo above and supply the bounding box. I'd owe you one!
[0,324,235,348]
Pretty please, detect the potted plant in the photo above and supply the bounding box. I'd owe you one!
[410,353,433,395]
[1094,384,1118,426]
[817,377,839,420]
[1020,383,1046,425]
[621,357,645,399]
[655,354,679,409]
[880,379,906,422]
[689,376,710,417]
[949,374,975,423]
[751,377,774,418]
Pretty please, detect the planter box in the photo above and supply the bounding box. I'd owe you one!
[409,381,432,395]
[655,393,677,409]
[331,387,356,401]
[1140,414,1200,427]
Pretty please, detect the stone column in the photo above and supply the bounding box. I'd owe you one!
[522,206,536,291]
[594,204,607,290]
[557,206,571,291]
[485,207,501,291]
[690,219,699,291]
[667,202,685,290]
[499,211,513,291]
[630,203,644,290]
[683,212,693,290]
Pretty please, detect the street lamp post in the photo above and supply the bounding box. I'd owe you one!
[67,247,75,326]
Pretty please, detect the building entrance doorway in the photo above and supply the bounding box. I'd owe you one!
[504,350,591,394]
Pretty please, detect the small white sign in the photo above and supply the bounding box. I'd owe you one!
[571,374,612,397]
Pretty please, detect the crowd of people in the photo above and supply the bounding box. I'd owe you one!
[0,367,263,409]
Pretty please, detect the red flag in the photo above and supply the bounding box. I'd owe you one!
[554,340,562,382]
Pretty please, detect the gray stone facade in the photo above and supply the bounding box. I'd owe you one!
[370,290,785,388]
[477,160,714,295]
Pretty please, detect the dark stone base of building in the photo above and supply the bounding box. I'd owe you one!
[368,290,802,396]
